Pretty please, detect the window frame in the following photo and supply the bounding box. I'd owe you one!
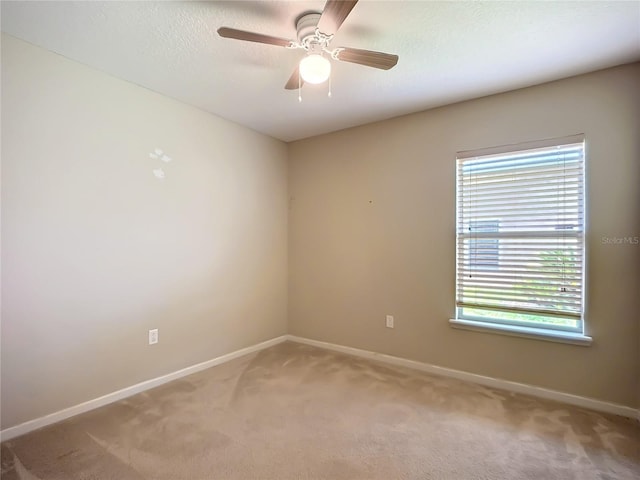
[451,135,591,346]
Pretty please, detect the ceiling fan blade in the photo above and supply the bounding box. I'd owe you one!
[285,66,304,90]
[335,47,398,70]
[317,0,359,35]
[217,27,294,47]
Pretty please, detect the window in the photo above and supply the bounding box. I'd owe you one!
[453,136,588,343]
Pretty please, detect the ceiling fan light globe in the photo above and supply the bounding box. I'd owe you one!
[299,54,331,84]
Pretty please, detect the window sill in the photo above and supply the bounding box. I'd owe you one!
[449,318,592,346]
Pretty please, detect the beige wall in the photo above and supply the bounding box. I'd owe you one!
[288,63,640,408]
[1,35,288,429]
[2,32,638,431]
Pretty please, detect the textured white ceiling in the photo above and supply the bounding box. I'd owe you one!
[2,1,639,142]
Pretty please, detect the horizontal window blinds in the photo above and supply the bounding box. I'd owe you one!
[456,141,585,324]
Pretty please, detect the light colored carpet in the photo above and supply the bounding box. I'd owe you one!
[1,341,639,479]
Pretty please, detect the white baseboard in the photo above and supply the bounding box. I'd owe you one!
[0,335,289,442]
[3,333,636,442]
[286,335,639,420]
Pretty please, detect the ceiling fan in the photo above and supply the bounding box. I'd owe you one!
[217,0,398,90]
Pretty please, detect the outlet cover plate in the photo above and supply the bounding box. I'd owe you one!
[149,328,159,345]
[386,315,394,328]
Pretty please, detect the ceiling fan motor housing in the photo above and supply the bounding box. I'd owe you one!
[296,12,333,55]
[296,13,321,43]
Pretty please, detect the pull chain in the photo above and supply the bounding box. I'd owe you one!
[298,70,302,103]
[328,74,332,98]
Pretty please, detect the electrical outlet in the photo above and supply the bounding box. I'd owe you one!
[386,315,394,328]
[148,328,159,345]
